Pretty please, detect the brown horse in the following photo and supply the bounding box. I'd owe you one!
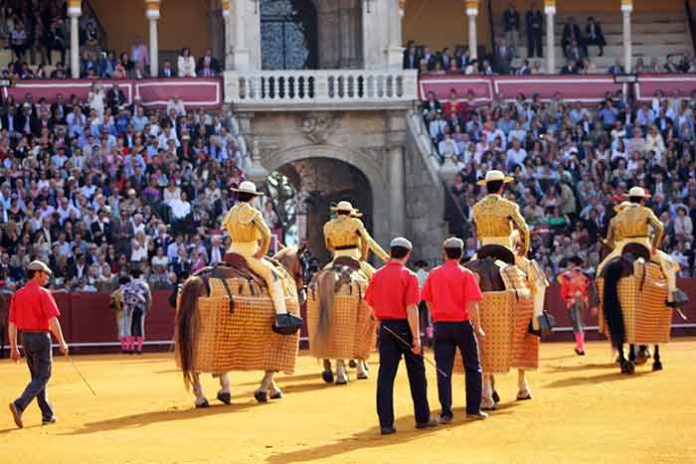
[175,247,304,407]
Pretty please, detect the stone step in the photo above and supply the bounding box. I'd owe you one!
[498,33,690,48]
[494,20,688,35]
[508,44,691,57]
[494,13,686,23]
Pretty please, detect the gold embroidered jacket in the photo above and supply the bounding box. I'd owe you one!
[472,194,530,255]
[223,202,272,255]
[606,203,664,251]
[323,216,389,262]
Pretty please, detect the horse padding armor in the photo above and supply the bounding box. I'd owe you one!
[187,274,300,374]
[306,269,377,361]
[462,264,537,374]
[597,261,672,344]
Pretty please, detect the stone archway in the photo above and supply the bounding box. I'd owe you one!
[261,143,390,261]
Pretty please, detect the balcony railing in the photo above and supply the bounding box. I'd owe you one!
[224,69,418,107]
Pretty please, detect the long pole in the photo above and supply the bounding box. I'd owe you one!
[381,324,448,378]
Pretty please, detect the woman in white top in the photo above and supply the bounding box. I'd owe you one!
[151,246,170,268]
[163,178,182,205]
[177,47,197,77]
[88,82,106,121]
[644,124,665,157]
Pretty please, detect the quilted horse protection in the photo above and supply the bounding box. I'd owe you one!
[306,257,377,361]
[177,254,301,375]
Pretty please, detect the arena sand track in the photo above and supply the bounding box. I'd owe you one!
[1,340,695,464]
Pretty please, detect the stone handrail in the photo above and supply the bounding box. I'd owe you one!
[225,69,418,106]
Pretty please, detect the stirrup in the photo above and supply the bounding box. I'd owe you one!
[272,313,303,335]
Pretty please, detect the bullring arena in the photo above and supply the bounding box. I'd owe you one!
[3,0,696,462]
[1,340,695,464]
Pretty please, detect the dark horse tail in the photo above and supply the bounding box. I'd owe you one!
[314,269,337,352]
[174,276,206,389]
[603,258,626,346]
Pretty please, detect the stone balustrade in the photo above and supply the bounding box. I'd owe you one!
[224,69,418,109]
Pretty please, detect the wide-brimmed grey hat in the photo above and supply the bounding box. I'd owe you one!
[27,260,52,275]
[390,237,413,250]
[443,237,464,249]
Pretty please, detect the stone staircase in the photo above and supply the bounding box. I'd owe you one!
[493,12,693,72]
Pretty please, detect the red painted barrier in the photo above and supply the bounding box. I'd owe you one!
[3,77,223,108]
[635,74,696,101]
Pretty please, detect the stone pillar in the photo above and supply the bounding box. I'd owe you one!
[386,0,403,69]
[234,0,251,71]
[388,145,406,237]
[222,0,232,70]
[362,0,389,69]
[544,0,556,74]
[67,0,81,79]
[466,0,478,60]
[145,0,161,77]
[622,0,633,73]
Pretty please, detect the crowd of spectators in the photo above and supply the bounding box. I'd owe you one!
[425,89,696,278]
[0,88,259,293]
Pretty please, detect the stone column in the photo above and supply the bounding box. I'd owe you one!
[67,0,81,79]
[466,0,478,60]
[544,0,556,74]
[234,0,251,71]
[145,0,161,77]
[622,0,633,73]
[388,145,406,237]
[386,0,403,69]
[222,0,232,70]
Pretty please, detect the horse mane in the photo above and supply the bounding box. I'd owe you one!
[174,275,208,390]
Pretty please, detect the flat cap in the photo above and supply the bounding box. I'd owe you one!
[27,260,52,275]
[443,237,464,249]
[390,237,413,250]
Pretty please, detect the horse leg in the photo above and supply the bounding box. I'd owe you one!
[516,369,532,401]
[192,373,209,408]
[254,371,275,403]
[269,372,284,400]
[356,360,369,380]
[491,375,500,404]
[618,343,634,375]
[321,359,334,383]
[481,374,496,411]
[335,359,349,385]
[652,345,663,371]
[636,344,651,365]
[216,373,231,405]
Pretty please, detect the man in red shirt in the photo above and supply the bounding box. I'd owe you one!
[365,237,437,435]
[558,256,596,356]
[422,237,487,422]
[8,260,69,429]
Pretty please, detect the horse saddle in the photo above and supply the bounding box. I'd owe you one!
[478,244,516,265]
[621,243,650,261]
[332,256,361,272]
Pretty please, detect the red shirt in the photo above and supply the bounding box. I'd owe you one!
[365,261,420,320]
[8,280,60,331]
[421,261,483,322]
[558,268,591,305]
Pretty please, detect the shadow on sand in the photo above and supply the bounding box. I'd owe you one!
[544,370,652,389]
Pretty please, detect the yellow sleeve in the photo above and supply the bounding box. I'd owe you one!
[509,203,530,256]
[222,209,234,235]
[647,209,665,249]
[323,223,335,253]
[252,211,272,256]
[356,221,389,262]
[605,217,617,249]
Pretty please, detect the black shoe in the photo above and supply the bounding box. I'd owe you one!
[380,426,396,435]
[415,417,439,429]
[9,402,23,429]
[575,348,585,356]
[217,391,231,405]
[466,411,489,421]
[42,417,57,425]
[321,370,334,384]
[440,414,453,424]
[272,313,304,335]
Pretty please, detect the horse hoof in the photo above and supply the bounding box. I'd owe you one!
[516,390,533,401]
[492,391,501,404]
[195,399,210,409]
[270,390,283,400]
[336,378,348,386]
[348,360,357,368]
[216,392,231,405]
[357,372,368,380]
[481,402,497,411]
[652,361,663,372]
[621,361,635,375]
[321,370,334,384]
[254,390,268,403]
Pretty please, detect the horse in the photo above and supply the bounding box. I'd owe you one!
[463,245,545,410]
[308,257,373,385]
[598,243,671,375]
[175,247,305,407]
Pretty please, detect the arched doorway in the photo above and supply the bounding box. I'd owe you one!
[267,157,373,265]
[260,0,319,70]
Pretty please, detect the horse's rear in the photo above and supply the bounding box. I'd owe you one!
[175,252,302,389]
[306,258,376,383]
[597,247,672,373]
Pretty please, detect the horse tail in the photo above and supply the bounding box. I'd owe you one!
[174,276,206,390]
[315,269,337,351]
[602,258,626,346]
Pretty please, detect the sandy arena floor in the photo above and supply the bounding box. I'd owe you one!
[1,340,695,464]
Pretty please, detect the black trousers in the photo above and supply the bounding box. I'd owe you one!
[14,332,55,421]
[376,320,431,428]
[527,32,543,58]
[433,321,482,416]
